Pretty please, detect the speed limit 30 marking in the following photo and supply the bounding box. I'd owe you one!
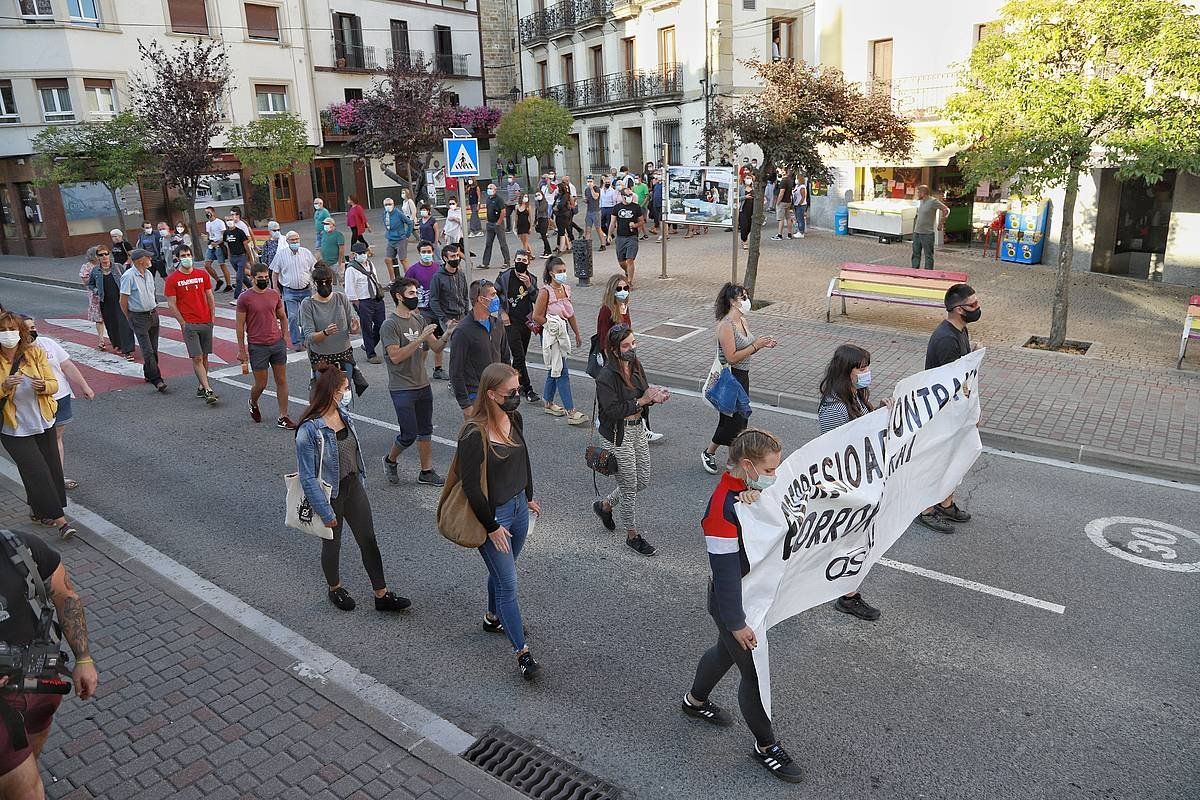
[1085,517,1200,573]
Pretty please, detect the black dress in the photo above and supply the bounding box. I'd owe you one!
[515,207,532,235]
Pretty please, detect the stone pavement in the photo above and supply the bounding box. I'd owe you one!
[0,473,522,800]
[4,218,1199,479]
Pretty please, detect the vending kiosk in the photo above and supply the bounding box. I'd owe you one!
[999,198,1051,265]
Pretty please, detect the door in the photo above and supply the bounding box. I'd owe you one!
[567,133,582,184]
[353,159,369,209]
[434,25,454,73]
[271,172,298,222]
[562,54,575,106]
[871,38,893,94]
[657,26,676,73]
[334,13,363,67]
[622,37,636,72]
[311,159,343,212]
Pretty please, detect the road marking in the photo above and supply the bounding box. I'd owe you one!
[45,317,227,364]
[878,558,1067,614]
[1084,517,1200,573]
[0,275,82,292]
[54,338,147,378]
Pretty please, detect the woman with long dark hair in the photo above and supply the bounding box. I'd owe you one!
[596,273,661,441]
[701,283,776,474]
[738,178,755,250]
[592,325,667,556]
[294,365,410,612]
[88,246,135,360]
[553,180,574,253]
[457,363,543,679]
[816,344,885,621]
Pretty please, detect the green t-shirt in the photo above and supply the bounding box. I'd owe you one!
[314,207,331,232]
[319,229,344,265]
[633,183,649,206]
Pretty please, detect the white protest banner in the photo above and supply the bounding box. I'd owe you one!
[737,349,985,717]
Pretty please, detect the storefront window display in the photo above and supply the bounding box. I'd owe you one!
[0,185,16,241]
[18,183,44,238]
[194,172,244,214]
[61,182,145,236]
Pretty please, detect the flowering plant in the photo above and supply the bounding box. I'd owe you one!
[325,101,362,129]
[444,105,502,134]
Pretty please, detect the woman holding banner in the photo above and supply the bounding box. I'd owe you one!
[683,428,804,784]
[816,344,885,622]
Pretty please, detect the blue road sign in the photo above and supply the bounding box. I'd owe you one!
[444,138,480,178]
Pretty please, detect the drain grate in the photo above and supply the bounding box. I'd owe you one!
[463,727,621,800]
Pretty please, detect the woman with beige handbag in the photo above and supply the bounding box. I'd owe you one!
[448,363,543,680]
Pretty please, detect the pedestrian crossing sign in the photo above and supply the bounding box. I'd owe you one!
[444,138,480,178]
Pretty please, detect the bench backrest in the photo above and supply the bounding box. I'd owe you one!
[836,262,969,302]
[1187,295,1200,336]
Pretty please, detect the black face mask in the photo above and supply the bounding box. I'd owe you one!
[401,296,420,310]
[498,393,521,413]
[316,284,333,298]
[514,261,528,273]
[255,278,270,289]
[618,347,637,362]
[27,330,38,341]
[446,259,461,269]
[961,307,982,323]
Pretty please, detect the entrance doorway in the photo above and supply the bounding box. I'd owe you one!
[311,160,343,212]
[1093,169,1176,281]
[271,172,298,222]
[622,127,643,171]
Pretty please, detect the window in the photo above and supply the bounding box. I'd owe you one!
[434,24,454,74]
[537,60,548,91]
[654,120,681,165]
[590,45,604,79]
[588,128,609,173]
[742,0,755,9]
[18,0,53,23]
[343,88,363,102]
[562,53,574,85]
[168,0,210,35]
[390,19,410,64]
[84,79,117,116]
[255,84,288,115]
[68,0,101,26]
[37,80,74,122]
[334,13,368,69]
[772,19,795,62]
[870,38,893,92]
[245,3,280,41]
[657,26,676,72]
[0,82,18,123]
[974,23,996,44]
[622,37,636,72]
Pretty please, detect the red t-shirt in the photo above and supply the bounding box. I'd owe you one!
[236,288,284,346]
[163,269,213,324]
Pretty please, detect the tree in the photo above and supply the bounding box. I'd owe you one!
[943,0,1200,349]
[226,113,315,202]
[705,60,913,299]
[131,38,232,242]
[350,53,456,201]
[496,97,574,175]
[31,112,153,233]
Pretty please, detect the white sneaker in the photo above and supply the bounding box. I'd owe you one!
[656,236,663,243]
[791,232,805,239]
[647,430,664,442]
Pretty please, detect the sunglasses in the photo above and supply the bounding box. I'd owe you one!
[314,280,333,287]
[497,389,519,400]
[96,251,110,256]
[615,284,629,291]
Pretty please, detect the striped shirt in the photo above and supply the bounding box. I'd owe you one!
[817,393,869,434]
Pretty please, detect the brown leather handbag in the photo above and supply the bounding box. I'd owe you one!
[437,427,489,548]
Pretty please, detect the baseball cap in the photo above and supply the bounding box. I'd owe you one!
[129,248,152,261]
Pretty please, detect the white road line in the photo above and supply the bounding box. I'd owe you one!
[158,314,242,344]
[45,317,227,364]
[879,558,1066,614]
[0,275,82,292]
[53,339,147,378]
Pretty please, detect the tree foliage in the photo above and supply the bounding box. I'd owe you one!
[225,113,314,187]
[943,0,1200,348]
[706,60,914,298]
[496,97,575,169]
[31,111,153,232]
[131,38,232,237]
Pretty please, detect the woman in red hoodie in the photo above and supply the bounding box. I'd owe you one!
[346,196,370,246]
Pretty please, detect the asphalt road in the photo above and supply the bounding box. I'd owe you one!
[6,276,1199,800]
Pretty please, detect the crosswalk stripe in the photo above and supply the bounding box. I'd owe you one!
[45,318,227,364]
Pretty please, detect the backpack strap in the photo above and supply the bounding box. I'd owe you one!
[0,529,59,646]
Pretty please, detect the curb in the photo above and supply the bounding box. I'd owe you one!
[0,271,83,291]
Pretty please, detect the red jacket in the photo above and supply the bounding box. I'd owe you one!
[347,204,367,231]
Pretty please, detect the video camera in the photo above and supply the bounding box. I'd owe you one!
[0,641,71,695]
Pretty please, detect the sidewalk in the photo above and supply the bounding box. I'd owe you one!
[0,473,522,800]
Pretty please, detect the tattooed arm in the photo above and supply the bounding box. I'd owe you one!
[49,564,98,700]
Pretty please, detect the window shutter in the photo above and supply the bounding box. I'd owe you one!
[245,3,279,40]
[82,78,112,90]
[168,0,209,34]
[35,79,68,90]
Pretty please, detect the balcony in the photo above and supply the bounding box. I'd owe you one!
[519,0,612,47]
[433,53,470,77]
[527,63,683,114]
[869,73,963,122]
[574,0,611,29]
[385,48,425,69]
[331,41,377,71]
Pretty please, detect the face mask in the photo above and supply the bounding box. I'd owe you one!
[27,330,37,341]
[255,277,270,289]
[288,241,300,251]
[624,195,633,203]
[0,331,20,348]
[449,203,457,209]
[487,296,501,315]
[497,392,520,413]
[324,224,334,231]
[739,298,752,314]
[158,229,169,236]
[618,347,637,362]
[553,272,568,284]
[143,227,152,234]
[419,253,434,264]
[513,261,528,273]
[855,370,872,389]
[316,284,333,298]
[446,258,461,269]
[614,289,629,301]
[178,257,193,268]
[314,203,322,209]
[747,467,776,491]
[535,195,543,201]
[962,307,982,323]
[339,388,353,408]
[401,295,419,310]
[270,229,280,239]
[354,253,367,263]
[487,189,496,196]
[176,226,185,233]
[384,203,394,211]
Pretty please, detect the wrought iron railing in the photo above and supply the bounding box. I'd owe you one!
[527,63,682,112]
[867,72,962,121]
[332,41,377,70]
[434,53,470,76]
[519,0,612,46]
[385,48,423,69]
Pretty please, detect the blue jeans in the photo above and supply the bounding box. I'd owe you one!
[230,254,249,299]
[281,286,311,347]
[478,494,530,653]
[389,386,433,449]
[794,207,807,234]
[543,365,574,410]
[315,229,325,249]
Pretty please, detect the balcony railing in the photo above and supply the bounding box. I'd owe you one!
[386,48,425,69]
[868,73,963,122]
[433,52,470,76]
[332,41,377,71]
[519,0,612,46]
[527,63,682,113]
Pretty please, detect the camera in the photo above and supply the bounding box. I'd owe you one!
[0,642,71,695]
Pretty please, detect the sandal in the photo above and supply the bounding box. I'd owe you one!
[542,403,567,417]
[31,516,56,527]
[123,352,136,361]
[63,479,79,490]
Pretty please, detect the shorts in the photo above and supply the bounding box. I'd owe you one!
[390,385,434,449]
[205,245,227,263]
[0,694,62,776]
[615,235,639,261]
[53,395,73,426]
[776,203,793,222]
[585,210,600,228]
[386,240,406,261]
[182,322,213,358]
[249,339,287,371]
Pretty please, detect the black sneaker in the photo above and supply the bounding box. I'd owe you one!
[626,535,657,556]
[917,510,954,534]
[517,651,541,681]
[938,501,972,522]
[328,587,355,611]
[523,388,541,403]
[374,591,412,612]
[418,469,445,487]
[753,742,804,783]
[834,594,881,621]
[593,500,616,531]
[154,381,169,393]
[701,450,719,475]
[681,695,734,727]
[195,386,206,398]
[432,367,448,381]
[482,614,505,633]
[770,234,784,241]
[214,279,225,292]
[204,390,219,406]
[383,456,400,485]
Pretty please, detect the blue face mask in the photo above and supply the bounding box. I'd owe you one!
[419,253,434,264]
[855,370,872,389]
[614,290,629,301]
[747,467,776,491]
[487,296,501,314]
[553,272,569,284]
[288,241,300,251]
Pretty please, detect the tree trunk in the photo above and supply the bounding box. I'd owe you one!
[1048,170,1079,349]
[107,184,128,234]
[743,159,769,299]
[182,183,200,256]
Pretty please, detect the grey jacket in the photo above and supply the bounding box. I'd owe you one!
[428,266,469,324]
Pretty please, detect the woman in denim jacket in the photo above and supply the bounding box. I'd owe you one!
[295,365,410,613]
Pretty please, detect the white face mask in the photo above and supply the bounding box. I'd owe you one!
[354,253,367,263]
[339,388,353,408]
[0,331,20,348]
[384,203,394,211]
[739,298,752,314]
[176,225,185,233]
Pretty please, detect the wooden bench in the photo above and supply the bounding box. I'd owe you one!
[826,263,969,322]
[1179,295,1200,369]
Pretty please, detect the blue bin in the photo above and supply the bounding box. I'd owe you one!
[834,206,849,236]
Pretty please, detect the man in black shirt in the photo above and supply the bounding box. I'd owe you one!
[481,183,511,270]
[221,213,255,304]
[496,251,541,403]
[0,530,98,793]
[608,190,644,287]
[918,283,982,534]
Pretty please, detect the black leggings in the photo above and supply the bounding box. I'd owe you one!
[321,474,386,591]
[690,588,775,747]
[1,429,65,521]
[711,368,750,446]
[506,319,533,391]
[536,218,552,255]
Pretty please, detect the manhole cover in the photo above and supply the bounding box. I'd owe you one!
[463,727,621,799]
[639,322,706,342]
